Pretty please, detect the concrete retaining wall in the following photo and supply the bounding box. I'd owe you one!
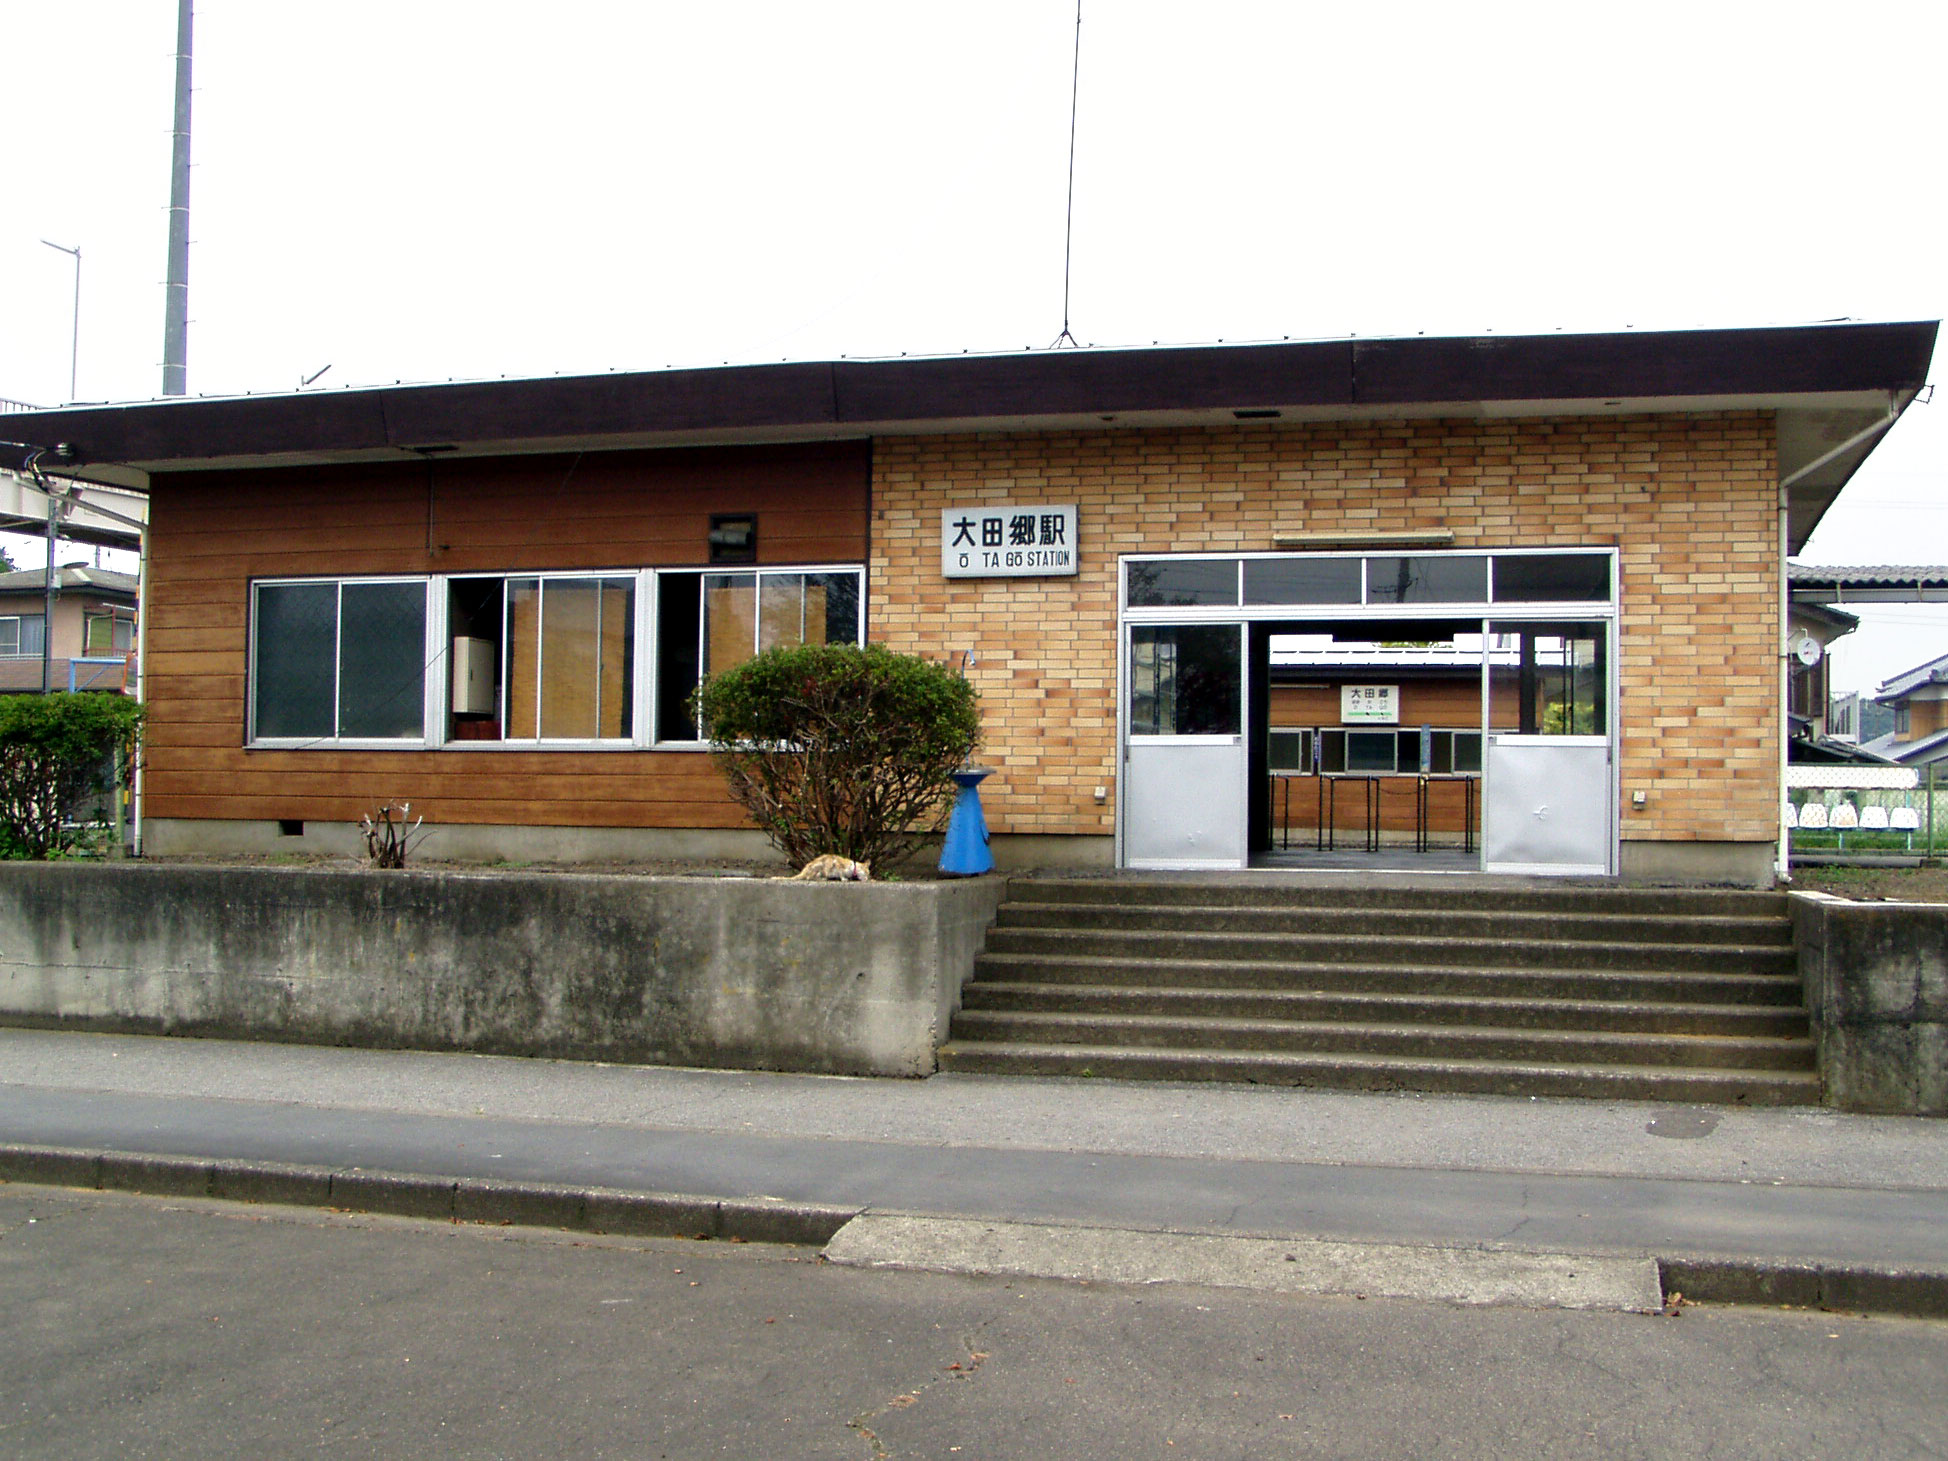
[0,864,1006,1077]
[1792,892,1948,1115]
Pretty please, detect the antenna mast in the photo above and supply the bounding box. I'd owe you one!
[1052,1,1082,348]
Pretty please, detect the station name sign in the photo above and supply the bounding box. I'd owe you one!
[941,504,1078,579]
[1341,684,1399,724]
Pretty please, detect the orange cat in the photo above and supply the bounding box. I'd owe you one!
[787,854,872,881]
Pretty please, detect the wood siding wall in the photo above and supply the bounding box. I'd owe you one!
[142,442,870,829]
[1268,679,1504,730]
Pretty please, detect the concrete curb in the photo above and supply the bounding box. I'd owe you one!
[822,1213,1668,1312]
[0,1143,857,1248]
[5,1142,1945,1318]
[1659,1257,1948,1321]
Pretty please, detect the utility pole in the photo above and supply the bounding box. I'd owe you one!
[40,241,80,403]
[162,0,193,396]
[41,493,58,694]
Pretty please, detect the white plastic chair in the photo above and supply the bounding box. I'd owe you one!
[1797,802,1829,830]
[1859,806,1890,831]
[1830,803,1859,830]
[1890,807,1921,831]
[1782,802,1799,829]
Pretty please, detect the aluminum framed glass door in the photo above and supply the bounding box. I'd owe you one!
[1482,620,1614,875]
[1123,622,1247,869]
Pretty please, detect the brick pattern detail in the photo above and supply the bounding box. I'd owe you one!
[870,414,1780,845]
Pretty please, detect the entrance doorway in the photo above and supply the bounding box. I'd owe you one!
[1123,623,1247,868]
[1117,550,1618,875]
[1253,619,1488,871]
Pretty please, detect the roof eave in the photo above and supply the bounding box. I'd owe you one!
[0,322,1932,501]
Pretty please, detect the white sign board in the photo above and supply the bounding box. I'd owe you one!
[941,504,1078,578]
[1340,684,1399,724]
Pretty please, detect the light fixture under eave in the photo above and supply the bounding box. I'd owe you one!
[1271,529,1456,550]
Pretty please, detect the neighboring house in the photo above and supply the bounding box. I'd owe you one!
[1782,598,1888,764]
[1786,562,1948,764]
[1861,650,1948,768]
[1857,697,1898,743]
[0,565,138,694]
[0,319,1936,886]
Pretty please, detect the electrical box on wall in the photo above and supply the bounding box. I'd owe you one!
[451,637,497,715]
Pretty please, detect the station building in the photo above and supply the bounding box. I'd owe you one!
[3,320,1934,886]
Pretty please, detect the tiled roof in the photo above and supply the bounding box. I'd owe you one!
[1876,651,1948,700]
[1788,563,1948,587]
[1858,727,1948,765]
[0,565,138,596]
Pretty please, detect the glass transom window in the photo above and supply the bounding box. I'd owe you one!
[1124,550,1616,611]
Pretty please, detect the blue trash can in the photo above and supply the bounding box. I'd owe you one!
[940,767,994,876]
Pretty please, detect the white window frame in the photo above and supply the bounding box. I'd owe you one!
[1121,545,1617,622]
[247,563,866,752]
[247,576,437,749]
[0,614,47,659]
[84,609,137,655]
[1267,726,1313,774]
[456,571,647,749]
[651,564,868,748]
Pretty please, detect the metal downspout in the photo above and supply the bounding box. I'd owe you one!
[132,518,150,855]
[1779,486,1790,880]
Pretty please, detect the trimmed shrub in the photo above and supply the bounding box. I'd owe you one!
[694,643,980,870]
[0,693,144,858]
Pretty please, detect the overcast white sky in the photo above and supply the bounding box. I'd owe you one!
[3,1,1943,692]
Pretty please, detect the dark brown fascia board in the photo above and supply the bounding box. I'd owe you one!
[1352,321,1937,404]
[2,321,1934,474]
[0,361,837,469]
[382,361,839,449]
[830,340,1356,421]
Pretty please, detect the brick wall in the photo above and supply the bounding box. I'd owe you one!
[869,413,1779,846]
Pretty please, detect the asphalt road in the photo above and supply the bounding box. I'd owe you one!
[3,1184,1944,1461]
[3,1031,1946,1272]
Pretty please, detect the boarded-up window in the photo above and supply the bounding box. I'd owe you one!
[659,568,863,740]
[503,576,635,741]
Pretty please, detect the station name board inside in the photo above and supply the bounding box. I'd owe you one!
[1341,684,1399,724]
[941,504,1078,578]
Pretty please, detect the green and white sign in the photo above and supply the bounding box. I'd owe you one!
[1341,684,1398,724]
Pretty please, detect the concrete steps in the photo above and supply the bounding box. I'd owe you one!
[958,982,1813,1038]
[992,900,1786,946]
[981,928,1796,976]
[941,1042,1820,1105]
[939,879,1817,1104]
[970,952,1801,1002]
